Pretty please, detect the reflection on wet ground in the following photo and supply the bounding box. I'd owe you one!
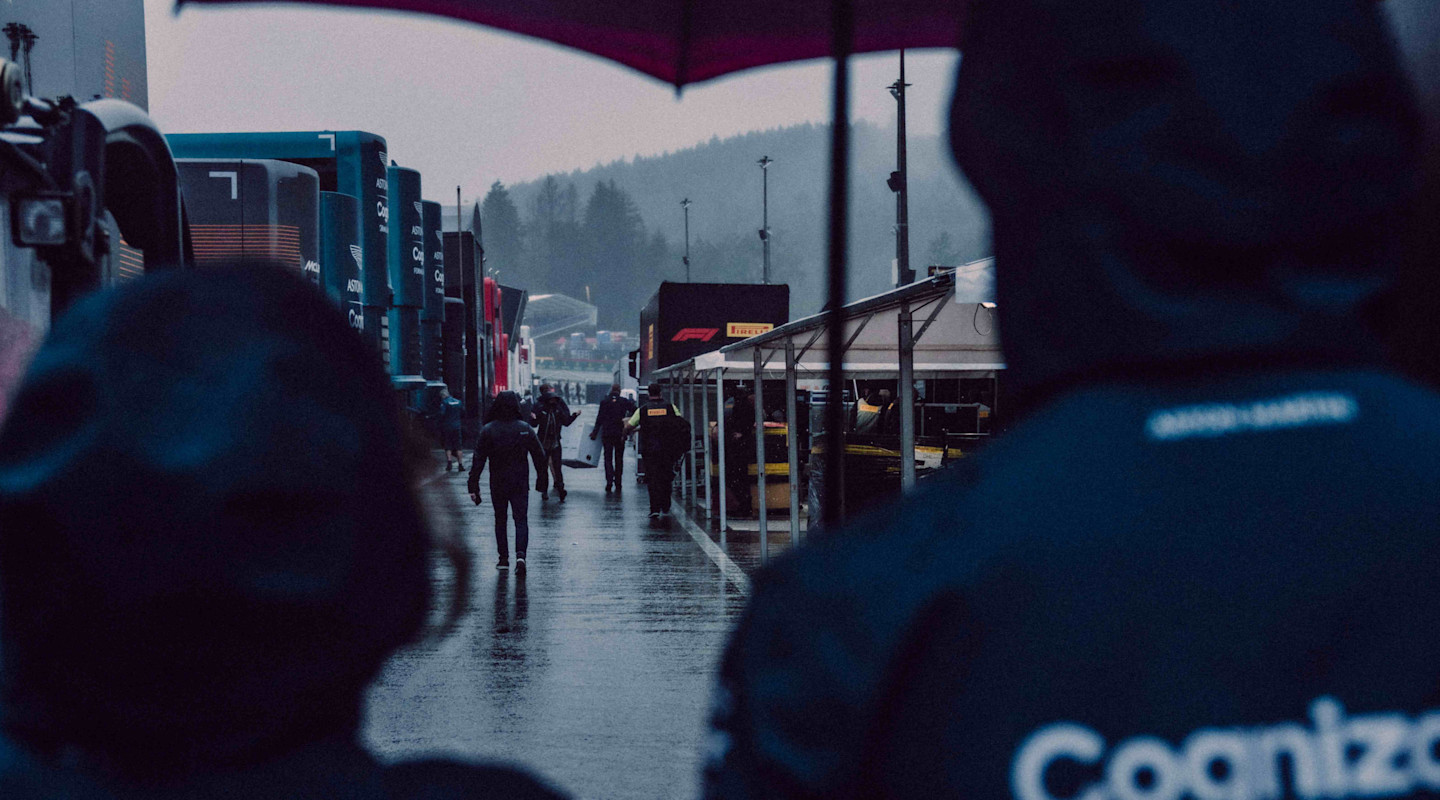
[365,446,748,800]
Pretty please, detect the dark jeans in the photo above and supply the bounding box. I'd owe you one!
[537,446,565,492]
[493,488,529,561]
[603,438,625,485]
[646,454,676,513]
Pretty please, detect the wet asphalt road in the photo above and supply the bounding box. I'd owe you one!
[364,439,749,800]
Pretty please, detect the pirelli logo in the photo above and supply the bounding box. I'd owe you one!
[646,408,669,416]
[728,322,773,338]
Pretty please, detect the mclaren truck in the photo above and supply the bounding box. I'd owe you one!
[175,158,320,281]
[0,59,187,422]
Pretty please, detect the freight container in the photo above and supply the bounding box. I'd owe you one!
[639,282,789,382]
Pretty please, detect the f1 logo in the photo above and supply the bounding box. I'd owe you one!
[672,328,719,342]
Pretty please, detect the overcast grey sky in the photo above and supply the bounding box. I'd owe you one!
[145,0,961,203]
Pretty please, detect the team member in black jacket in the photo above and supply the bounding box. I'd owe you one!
[592,384,637,493]
[702,1,1440,799]
[470,391,548,572]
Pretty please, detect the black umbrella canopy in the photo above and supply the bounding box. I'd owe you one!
[174,0,964,87]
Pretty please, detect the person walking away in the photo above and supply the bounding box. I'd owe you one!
[702,1,1440,798]
[724,389,756,516]
[624,383,684,519]
[439,386,465,471]
[592,383,637,493]
[469,391,547,573]
[533,383,579,501]
[0,265,565,798]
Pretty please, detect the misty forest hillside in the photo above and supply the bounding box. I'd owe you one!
[481,121,991,329]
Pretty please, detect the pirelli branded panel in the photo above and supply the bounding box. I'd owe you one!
[176,158,320,280]
[167,131,390,350]
[639,281,790,381]
[320,191,364,334]
[386,166,424,308]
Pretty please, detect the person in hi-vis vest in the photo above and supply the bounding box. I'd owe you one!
[625,383,682,520]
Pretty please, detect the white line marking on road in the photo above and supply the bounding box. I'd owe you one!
[672,502,750,596]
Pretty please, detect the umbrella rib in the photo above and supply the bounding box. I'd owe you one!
[675,0,694,93]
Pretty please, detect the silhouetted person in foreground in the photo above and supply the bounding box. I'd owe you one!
[592,383,636,493]
[0,266,566,799]
[703,1,1440,798]
[469,390,547,573]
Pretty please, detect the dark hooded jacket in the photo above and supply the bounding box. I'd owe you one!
[470,391,547,496]
[0,266,564,799]
[703,2,1440,799]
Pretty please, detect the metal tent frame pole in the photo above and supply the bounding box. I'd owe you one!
[754,347,769,564]
[785,337,801,544]
[678,372,688,501]
[716,369,728,544]
[823,0,853,531]
[669,374,679,503]
[688,365,699,511]
[701,370,712,520]
[899,301,916,492]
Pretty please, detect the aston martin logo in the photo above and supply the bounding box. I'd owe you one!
[349,245,363,269]
[378,151,388,166]
[413,201,423,216]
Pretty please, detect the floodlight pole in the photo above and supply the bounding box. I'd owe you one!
[889,50,913,287]
[681,197,692,282]
[758,155,773,284]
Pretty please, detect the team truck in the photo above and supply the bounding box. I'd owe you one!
[484,277,507,393]
[638,282,790,383]
[0,72,187,423]
[419,200,446,394]
[443,221,490,438]
[384,164,424,392]
[165,131,392,357]
[0,1,182,422]
[319,190,364,333]
[513,324,536,398]
[175,158,320,282]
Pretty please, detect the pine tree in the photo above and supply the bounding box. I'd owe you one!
[480,181,523,284]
